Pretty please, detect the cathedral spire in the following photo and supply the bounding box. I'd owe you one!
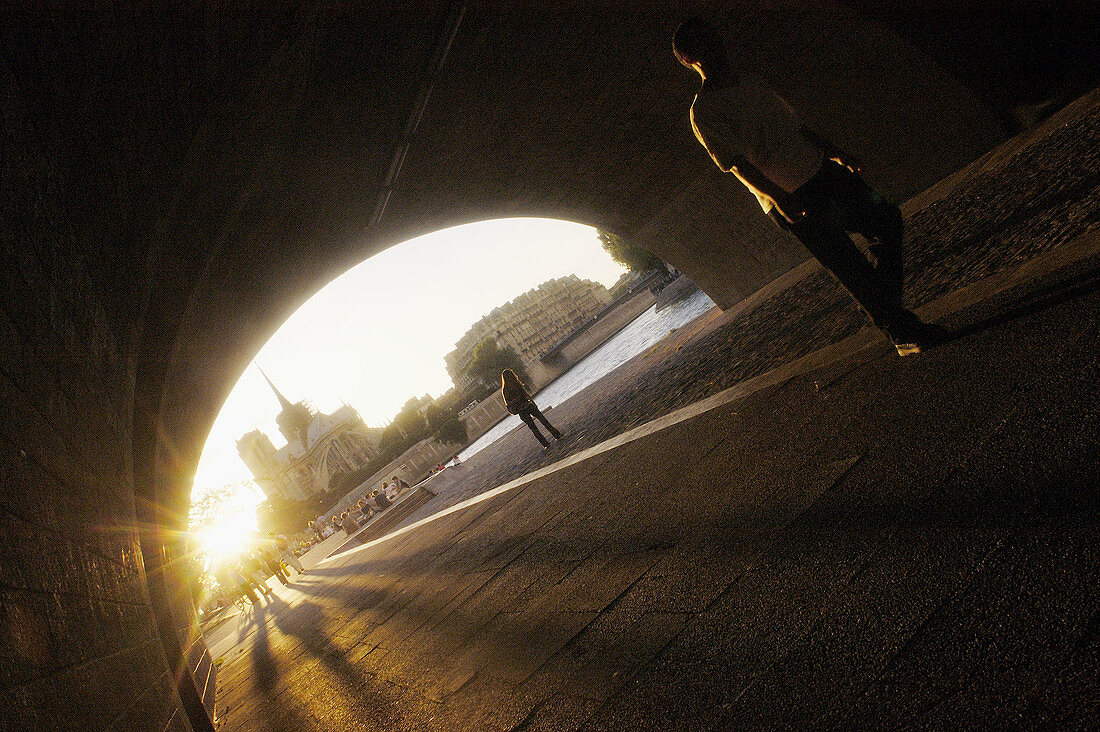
[258,366,293,411]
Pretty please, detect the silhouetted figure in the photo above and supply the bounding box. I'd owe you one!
[270,531,304,574]
[673,18,945,356]
[501,369,562,449]
[256,544,289,585]
[373,488,392,510]
[340,511,358,537]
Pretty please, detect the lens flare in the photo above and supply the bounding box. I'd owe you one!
[198,519,251,565]
[189,479,266,573]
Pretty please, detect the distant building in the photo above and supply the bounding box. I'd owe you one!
[236,371,381,501]
[608,269,649,298]
[445,275,611,390]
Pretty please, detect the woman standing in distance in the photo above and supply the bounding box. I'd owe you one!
[501,369,562,449]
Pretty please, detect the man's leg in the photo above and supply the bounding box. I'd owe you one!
[782,214,933,354]
[531,407,562,440]
[519,411,550,447]
[283,550,303,573]
[783,214,900,330]
[830,164,906,308]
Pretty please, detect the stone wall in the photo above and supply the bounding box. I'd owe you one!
[0,48,205,727]
[543,288,659,371]
[459,392,512,443]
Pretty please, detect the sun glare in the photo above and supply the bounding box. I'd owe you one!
[187,217,625,581]
[198,519,252,565]
[190,479,266,571]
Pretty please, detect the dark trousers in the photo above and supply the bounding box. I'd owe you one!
[518,406,561,447]
[773,160,909,331]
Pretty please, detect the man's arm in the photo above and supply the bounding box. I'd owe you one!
[727,156,806,224]
[800,125,862,173]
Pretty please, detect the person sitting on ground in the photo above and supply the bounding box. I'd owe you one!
[348,500,364,525]
[672,18,946,356]
[356,498,372,524]
[340,511,358,537]
[501,368,562,449]
[374,487,392,510]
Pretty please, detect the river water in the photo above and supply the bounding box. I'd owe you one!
[458,288,717,460]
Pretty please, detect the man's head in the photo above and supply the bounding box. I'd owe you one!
[673,18,723,76]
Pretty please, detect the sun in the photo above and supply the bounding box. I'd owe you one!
[197,518,252,566]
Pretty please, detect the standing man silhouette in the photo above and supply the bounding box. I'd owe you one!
[673,18,944,355]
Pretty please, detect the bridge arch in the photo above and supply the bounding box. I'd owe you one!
[3,1,1092,726]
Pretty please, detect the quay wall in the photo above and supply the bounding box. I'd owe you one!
[544,288,658,372]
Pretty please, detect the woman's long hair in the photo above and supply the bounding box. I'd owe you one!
[501,369,531,406]
[501,368,525,390]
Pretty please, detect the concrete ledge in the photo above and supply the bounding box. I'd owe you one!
[327,486,438,557]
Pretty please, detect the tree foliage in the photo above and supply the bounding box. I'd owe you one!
[256,495,314,535]
[465,337,528,389]
[393,397,428,439]
[435,416,468,445]
[424,402,448,429]
[597,229,666,273]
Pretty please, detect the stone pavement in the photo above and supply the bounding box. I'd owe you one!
[209,93,1100,730]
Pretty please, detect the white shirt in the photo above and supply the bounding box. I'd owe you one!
[690,73,823,212]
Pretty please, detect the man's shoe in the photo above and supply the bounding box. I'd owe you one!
[892,339,923,357]
[884,309,950,356]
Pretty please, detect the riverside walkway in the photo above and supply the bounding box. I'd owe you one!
[211,90,1100,730]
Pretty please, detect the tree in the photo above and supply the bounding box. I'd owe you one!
[597,229,667,273]
[465,337,528,389]
[392,397,428,442]
[424,402,448,430]
[256,495,312,535]
[435,416,468,445]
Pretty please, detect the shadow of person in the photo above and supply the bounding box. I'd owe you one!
[249,602,278,695]
[933,265,1100,347]
[263,593,398,718]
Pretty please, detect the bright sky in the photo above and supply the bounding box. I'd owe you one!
[190,218,626,502]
